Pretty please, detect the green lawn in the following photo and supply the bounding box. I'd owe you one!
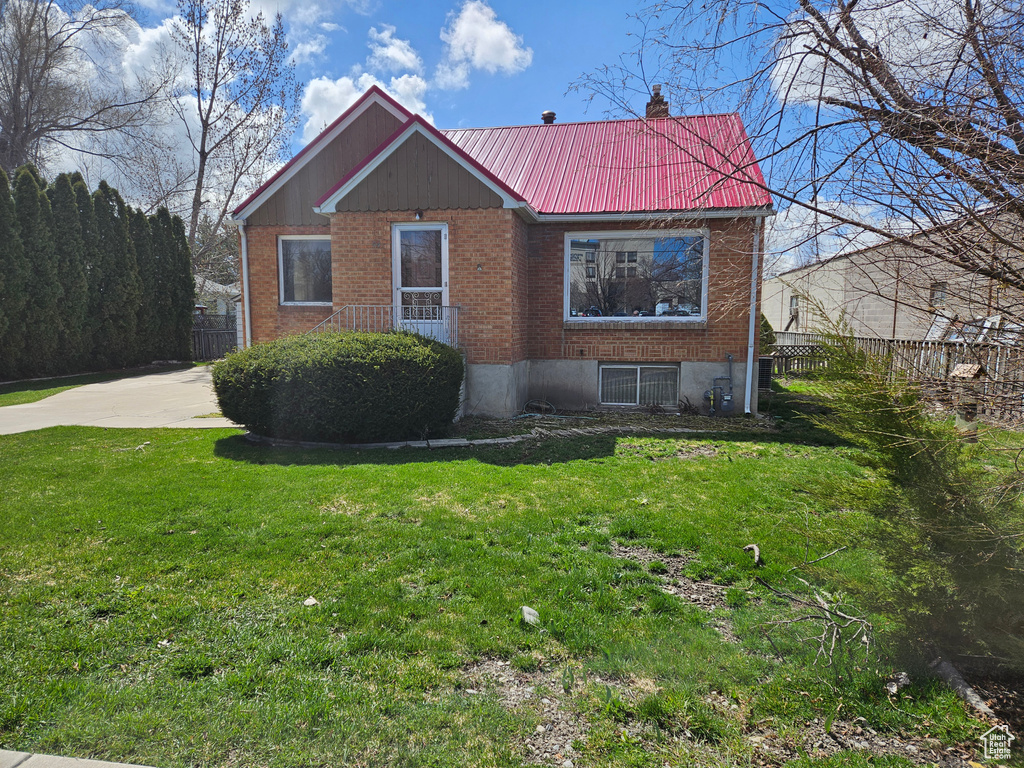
[0,402,988,767]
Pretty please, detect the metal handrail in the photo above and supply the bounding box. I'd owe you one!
[310,305,459,347]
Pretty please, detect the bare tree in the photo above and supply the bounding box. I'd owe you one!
[171,0,300,253]
[576,0,1024,322]
[0,0,169,175]
[192,212,238,284]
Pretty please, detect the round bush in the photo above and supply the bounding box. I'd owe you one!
[212,331,464,443]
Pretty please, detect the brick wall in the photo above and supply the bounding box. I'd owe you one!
[329,208,526,366]
[526,218,760,363]
[241,214,763,369]
[243,224,333,343]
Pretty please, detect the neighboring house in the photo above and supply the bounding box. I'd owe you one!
[230,86,773,417]
[764,224,1024,342]
[194,278,240,316]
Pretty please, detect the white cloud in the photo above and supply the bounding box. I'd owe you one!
[300,73,430,142]
[435,0,532,90]
[291,34,327,65]
[366,24,422,74]
[771,0,969,105]
[765,201,888,275]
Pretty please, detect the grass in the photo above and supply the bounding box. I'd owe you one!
[0,365,192,407]
[0,387,997,767]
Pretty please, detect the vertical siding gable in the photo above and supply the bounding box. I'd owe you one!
[248,103,404,226]
[334,133,503,212]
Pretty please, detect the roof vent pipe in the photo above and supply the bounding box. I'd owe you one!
[541,110,556,124]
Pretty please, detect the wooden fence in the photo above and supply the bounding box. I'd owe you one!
[192,314,237,361]
[771,331,1024,424]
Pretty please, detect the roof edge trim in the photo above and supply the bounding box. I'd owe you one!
[532,206,775,222]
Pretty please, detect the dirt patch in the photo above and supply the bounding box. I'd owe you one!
[962,669,1024,734]
[462,659,632,766]
[746,718,975,766]
[609,542,731,613]
[652,444,721,460]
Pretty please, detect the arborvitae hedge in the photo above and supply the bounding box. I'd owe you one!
[212,331,465,443]
[150,208,196,361]
[0,166,196,381]
[48,174,89,372]
[0,170,27,381]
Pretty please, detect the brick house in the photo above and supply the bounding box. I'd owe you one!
[230,86,773,417]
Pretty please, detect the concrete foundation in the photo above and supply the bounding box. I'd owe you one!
[464,361,530,417]
[527,359,600,411]
[528,359,755,415]
[463,358,757,418]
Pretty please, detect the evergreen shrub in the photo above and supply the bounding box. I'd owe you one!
[212,331,464,443]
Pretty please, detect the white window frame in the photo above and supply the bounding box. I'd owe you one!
[278,235,332,306]
[391,222,450,308]
[599,364,680,406]
[563,229,710,323]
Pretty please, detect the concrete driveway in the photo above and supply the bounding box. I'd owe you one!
[0,367,238,435]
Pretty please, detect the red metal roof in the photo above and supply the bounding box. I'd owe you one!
[441,115,771,215]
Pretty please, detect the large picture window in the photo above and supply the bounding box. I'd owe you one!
[279,237,332,304]
[566,230,708,321]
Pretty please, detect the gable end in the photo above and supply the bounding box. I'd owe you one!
[246,102,407,226]
[333,131,504,213]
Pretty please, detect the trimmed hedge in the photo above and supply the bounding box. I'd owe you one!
[212,331,464,443]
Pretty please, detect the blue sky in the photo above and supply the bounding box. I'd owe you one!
[140,0,650,148]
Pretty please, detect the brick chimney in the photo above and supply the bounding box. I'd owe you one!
[646,84,669,119]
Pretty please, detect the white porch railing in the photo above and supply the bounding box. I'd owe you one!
[310,305,460,347]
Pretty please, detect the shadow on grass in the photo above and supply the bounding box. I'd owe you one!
[212,388,847,469]
[212,431,624,468]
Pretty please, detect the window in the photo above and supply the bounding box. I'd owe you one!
[929,282,948,308]
[279,237,331,304]
[566,231,708,321]
[789,295,799,315]
[600,365,678,406]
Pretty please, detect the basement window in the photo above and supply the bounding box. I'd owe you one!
[279,236,332,305]
[599,365,679,406]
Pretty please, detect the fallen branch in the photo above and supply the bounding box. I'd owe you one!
[930,657,995,718]
[788,545,848,572]
[756,576,872,665]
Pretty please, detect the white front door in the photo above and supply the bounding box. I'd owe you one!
[392,223,450,342]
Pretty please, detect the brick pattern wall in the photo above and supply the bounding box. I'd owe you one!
[244,224,334,342]
[329,208,527,366]
[526,219,760,363]
[242,214,763,370]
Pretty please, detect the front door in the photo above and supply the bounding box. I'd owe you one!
[392,223,449,342]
